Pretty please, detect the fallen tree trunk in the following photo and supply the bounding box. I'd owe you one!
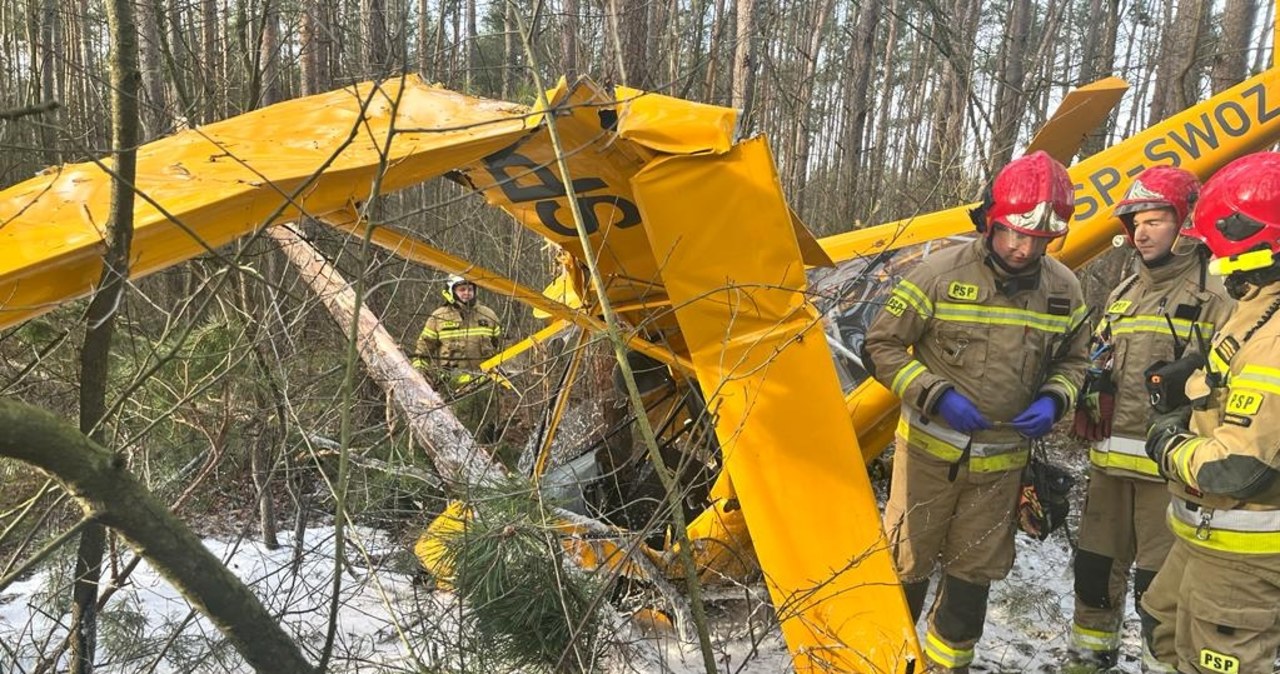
[267,225,505,490]
[0,401,317,674]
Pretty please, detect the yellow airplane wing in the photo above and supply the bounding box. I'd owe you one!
[0,77,531,331]
[1025,77,1130,163]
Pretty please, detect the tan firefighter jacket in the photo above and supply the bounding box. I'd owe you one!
[413,301,502,384]
[864,238,1090,472]
[1089,252,1233,480]
[1163,281,1280,555]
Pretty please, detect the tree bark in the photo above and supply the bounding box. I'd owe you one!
[703,0,726,102]
[788,0,836,212]
[267,227,505,489]
[464,0,476,90]
[731,0,756,129]
[0,401,317,674]
[259,0,283,106]
[363,0,389,78]
[37,0,59,165]
[200,0,219,122]
[1077,0,1120,158]
[1212,0,1257,93]
[503,1,515,97]
[137,0,167,139]
[562,0,579,77]
[988,0,1032,173]
[1150,0,1208,123]
[841,0,882,222]
[926,0,981,205]
[70,0,140,669]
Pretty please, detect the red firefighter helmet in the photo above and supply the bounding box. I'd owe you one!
[1114,166,1199,244]
[1187,152,1280,272]
[985,151,1074,239]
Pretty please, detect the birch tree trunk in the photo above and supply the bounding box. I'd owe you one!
[731,0,756,128]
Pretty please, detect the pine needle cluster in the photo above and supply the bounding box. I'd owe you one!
[443,479,610,673]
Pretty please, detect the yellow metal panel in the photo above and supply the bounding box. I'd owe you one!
[1024,77,1130,163]
[633,137,920,673]
[614,85,738,155]
[0,76,530,330]
[453,79,665,311]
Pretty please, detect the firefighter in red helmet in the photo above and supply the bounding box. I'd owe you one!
[863,151,1090,672]
[1141,152,1280,673]
[1066,167,1233,672]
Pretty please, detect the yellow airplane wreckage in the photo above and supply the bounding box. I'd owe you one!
[5,28,1280,673]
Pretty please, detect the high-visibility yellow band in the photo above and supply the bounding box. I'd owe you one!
[1110,315,1215,341]
[1168,510,1280,554]
[438,327,500,339]
[935,302,1076,333]
[1071,623,1121,651]
[896,416,1028,473]
[419,328,440,339]
[1089,446,1162,477]
[892,279,933,317]
[1046,373,1077,401]
[1167,437,1206,485]
[1208,249,1274,275]
[924,631,974,668]
[1233,366,1280,395]
[891,360,927,397]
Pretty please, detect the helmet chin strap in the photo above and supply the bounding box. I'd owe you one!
[983,237,1043,293]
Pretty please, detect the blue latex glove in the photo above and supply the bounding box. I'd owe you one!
[1012,395,1059,438]
[936,389,992,433]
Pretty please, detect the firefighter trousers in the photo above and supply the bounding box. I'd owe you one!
[1070,469,1173,657]
[1142,537,1280,673]
[883,443,1022,671]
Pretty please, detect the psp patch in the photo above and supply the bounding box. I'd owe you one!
[1199,648,1239,673]
[1107,299,1133,315]
[946,281,979,301]
[1225,389,1264,416]
[885,295,908,317]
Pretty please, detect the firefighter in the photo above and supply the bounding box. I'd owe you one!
[414,274,504,440]
[863,151,1090,673]
[1066,167,1233,672]
[1142,151,1280,674]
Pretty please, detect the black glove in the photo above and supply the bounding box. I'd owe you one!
[1145,407,1192,473]
[1144,354,1206,415]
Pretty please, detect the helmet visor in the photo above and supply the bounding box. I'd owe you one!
[1002,201,1069,237]
[1216,212,1267,242]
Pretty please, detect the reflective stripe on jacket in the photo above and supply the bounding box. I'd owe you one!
[1090,253,1233,480]
[864,238,1090,464]
[896,409,1027,473]
[414,302,502,380]
[1089,435,1155,475]
[1168,498,1280,554]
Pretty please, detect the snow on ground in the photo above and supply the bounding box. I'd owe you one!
[0,523,1143,673]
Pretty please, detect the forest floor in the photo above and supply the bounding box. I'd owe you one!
[0,438,1153,673]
